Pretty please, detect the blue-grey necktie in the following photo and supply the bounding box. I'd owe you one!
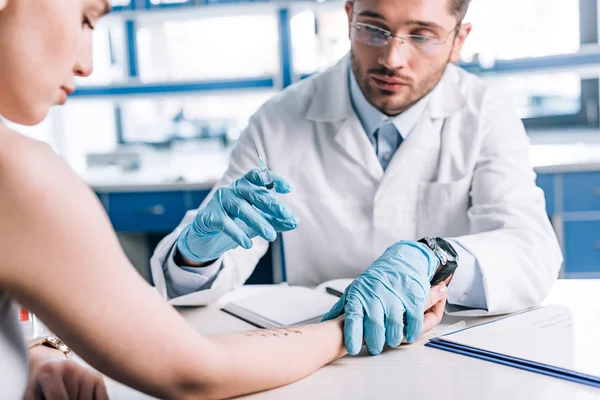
[373,121,402,171]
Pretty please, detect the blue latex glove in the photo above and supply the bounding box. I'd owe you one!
[322,241,439,355]
[177,168,299,263]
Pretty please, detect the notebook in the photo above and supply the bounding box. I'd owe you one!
[221,280,351,329]
[426,304,600,388]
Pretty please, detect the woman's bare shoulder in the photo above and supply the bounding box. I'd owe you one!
[0,125,75,199]
[0,125,101,284]
[0,124,90,239]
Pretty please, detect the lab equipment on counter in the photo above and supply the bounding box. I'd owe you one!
[86,150,142,171]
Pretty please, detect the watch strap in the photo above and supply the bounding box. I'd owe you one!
[430,263,457,286]
[418,237,459,285]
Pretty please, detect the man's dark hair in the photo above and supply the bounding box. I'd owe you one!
[451,0,471,22]
[349,0,472,22]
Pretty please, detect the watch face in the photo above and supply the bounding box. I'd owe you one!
[435,237,458,260]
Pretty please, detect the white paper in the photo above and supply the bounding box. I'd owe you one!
[222,286,339,328]
[315,278,353,295]
[437,305,600,378]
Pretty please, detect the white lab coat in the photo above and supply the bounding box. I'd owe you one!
[151,56,562,315]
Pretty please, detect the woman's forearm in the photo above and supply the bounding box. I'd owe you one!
[193,284,448,399]
[199,318,346,399]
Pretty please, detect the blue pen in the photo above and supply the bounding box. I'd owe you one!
[251,137,274,190]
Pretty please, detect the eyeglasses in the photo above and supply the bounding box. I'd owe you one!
[350,22,459,57]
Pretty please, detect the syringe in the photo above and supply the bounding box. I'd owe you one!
[251,137,274,190]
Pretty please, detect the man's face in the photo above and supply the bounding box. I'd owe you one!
[346,0,471,116]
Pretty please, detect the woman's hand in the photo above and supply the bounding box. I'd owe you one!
[23,345,109,400]
[420,283,448,336]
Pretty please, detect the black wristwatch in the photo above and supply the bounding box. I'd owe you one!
[418,237,459,286]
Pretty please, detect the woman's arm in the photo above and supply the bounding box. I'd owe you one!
[205,319,346,398]
[0,132,345,399]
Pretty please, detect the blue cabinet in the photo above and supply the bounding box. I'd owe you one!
[107,191,188,232]
[190,189,211,210]
[562,172,600,212]
[104,190,209,233]
[563,220,600,276]
[537,170,600,278]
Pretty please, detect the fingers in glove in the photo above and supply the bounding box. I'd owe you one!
[235,183,297,224]
[220,216,253,249]
[269,172,292,194]
[222,197,277,241]
[344,295,365,356]
[261,211,299,232]
[244,169,292,194]
[384,301,406,348]
[404,302,426,343]
[363,301,386,355]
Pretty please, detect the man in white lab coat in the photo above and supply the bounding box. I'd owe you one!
[151,0,562,355]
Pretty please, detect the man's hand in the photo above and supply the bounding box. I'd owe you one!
[322,241,439,355]
[177,168,299,265]
[23,345,108,400]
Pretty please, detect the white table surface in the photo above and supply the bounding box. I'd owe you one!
[106,280,600,399]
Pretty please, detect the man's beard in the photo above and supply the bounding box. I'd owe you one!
[350,50,450,117]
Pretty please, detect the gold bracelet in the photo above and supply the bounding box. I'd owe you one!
[27,336,72,359]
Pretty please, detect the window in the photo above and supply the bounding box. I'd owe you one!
[5,101,117,172]
[118,90,276,144]
[480,72,581,120]
[291,9,350,76]
[149,0,189,6]
[463,0,598,130]
[111,0,131,8]
[58,100,118,172]
[136,14,280,82]
[76,20,128,87]
[461,0,580,63]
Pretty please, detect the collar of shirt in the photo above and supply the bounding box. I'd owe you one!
[348,65,431,141]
